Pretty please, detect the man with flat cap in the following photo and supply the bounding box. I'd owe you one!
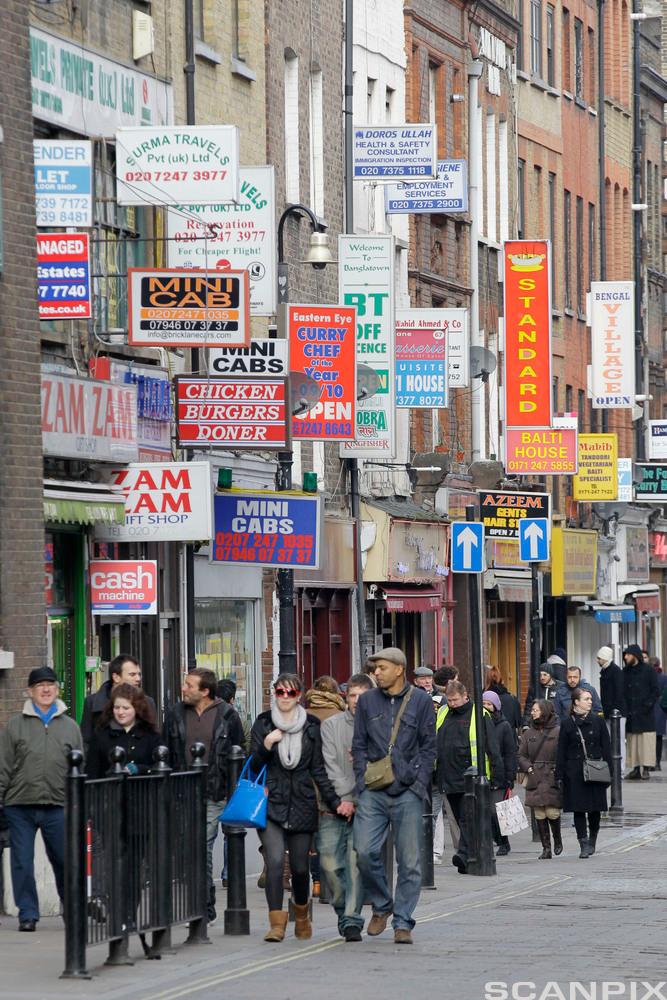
[351,647,436,946]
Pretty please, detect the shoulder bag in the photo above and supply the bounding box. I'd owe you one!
[220,756,268,828]
[575,724,611,785]
[364,688,414,790]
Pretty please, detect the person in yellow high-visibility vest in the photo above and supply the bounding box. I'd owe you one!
[435,680,503,874]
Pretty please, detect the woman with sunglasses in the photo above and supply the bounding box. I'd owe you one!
[250,673,345,942]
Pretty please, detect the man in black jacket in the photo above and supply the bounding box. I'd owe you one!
[164,668,245,923]
[80,655,154,753]
[597,645,627,770]
[623,644,659,780]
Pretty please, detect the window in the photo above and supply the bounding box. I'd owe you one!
[385,86,394,123]
[578,390,585,432]
[552,376,559,414]
[309,68,324,217]
[429,64,438,126]
[563,189,572,308]
[574,18,584,100]
[588,202,596,285]
[565,384,573,413]
[284,52,300,203]
[195,599,258,720]
[518,159,526,239]
[517,0,524,71]
[530,0,543,77]
[499,121,509,242]
[232,1,249,61]
[576,196,584,313]
[548,172,556,296]
[534,164,543,232]
[486,112,497,241]
[194,0,205,40]
[562,8,571,91]
[587,27,595,104]
[367,78,376,120]
[546,5,555,86]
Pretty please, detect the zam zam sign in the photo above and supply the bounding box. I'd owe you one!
[503,241,552,429]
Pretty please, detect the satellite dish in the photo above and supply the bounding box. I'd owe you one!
[593,502,629,521]
[357,364,381,401]
[470,346,497,380]
[287,372,323,416]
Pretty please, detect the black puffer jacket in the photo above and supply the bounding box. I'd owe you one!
[623,646,659,733]
[164,701,245,802]
[250,711,340,832]
[487,683,522,734]
[599,662,626,718]
[491,711,517,788]
[556,713,612,813]
[87,720,162,779]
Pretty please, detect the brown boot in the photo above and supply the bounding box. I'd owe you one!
[293,901,312,940]
[264,910,288,942]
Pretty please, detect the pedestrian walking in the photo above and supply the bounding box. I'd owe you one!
[554,666,603,722]
[546,649,568,682]
[352,647,436,945]
[304,676,345,896]
[250,673,344,942]
[215,678,249,888]
[556,688,612,858]
[483,690,517,856]
[0,667,83,931]
[597,645,627,771]
[80,655,155,754]
[517,700,562,859]
[87,684,162,779]
[414,665,435,695]
[484,665,522,734]
[622,644,659,780]
[650,658,667,771]
[317,673,373,942]
[521,663,564,728]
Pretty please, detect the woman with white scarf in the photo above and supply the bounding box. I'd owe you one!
[250,673,345,942]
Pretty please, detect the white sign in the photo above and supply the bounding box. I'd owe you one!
[96,462,212,542]
[209,339,289,377]
[440,309,469,388]
[30,28,173,135]
[339,235,395,458]
[353,124,437,180]
[590,281,635,408]
[617,457,633,501]
[115,125,240,205]
[385,160,468,213]
[41,371,138,463]
[34,140,92,228]
[167,166,276,315]
[649,421,667,460]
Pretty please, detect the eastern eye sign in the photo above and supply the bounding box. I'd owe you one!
[503,240,552,428]
[37,233,91,320]
[395,309,448,408]
[212,491,321,569]
[353,124,437,179]
[209,339,288,377]
[128,268,250,347]
[385,159,468,213]
[289,306,356,440]
[478,490,551,540]
[176,377,288,447]
[90,560,158,615]
[505,428,578,475]
[34,140,92,228]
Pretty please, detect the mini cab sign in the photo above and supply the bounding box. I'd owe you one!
[90,560,158,615]
[478,490,551,540]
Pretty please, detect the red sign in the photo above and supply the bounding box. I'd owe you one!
[175,377,288,447]
[505,427,577,475]
[650,532,667,567]
[37,232,91,320]
[503,240,552,427]
[289,306,356,440]
[90,560,158,615]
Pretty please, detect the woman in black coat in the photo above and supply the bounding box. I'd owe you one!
[88,683,161,779]
[483,690,516,856]
[556,687,612,859]
[250,672,343,943]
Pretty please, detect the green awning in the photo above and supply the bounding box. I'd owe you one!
[44,496,126,526]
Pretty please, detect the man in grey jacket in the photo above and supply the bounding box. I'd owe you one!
[0,667,83,931]
[318,673,373,943]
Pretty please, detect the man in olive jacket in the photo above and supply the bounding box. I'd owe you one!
[0,667,83,931]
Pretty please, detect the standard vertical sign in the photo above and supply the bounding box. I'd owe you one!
[34,140,92,227]
[590,281,634,408]
[573,433,618,501]
[339,235,395,458]
[36,233,91,320]
[503,241,552,427]
[395,309,447,408]
[288,306,356,440]
[353,125,437,179]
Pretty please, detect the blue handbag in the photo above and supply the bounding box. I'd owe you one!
[219,757,268,829]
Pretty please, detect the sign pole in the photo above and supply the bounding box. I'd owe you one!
[530,561,541,702]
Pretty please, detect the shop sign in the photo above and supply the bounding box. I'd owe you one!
[41,371,138,462]
[590,281,634,408]
[167,166,276,315]
[96,462,212,542]
[384,159,467,213]
[617,457,633,501]
[175,377,288,447]
[649,531,667,568]
[212,491,321,569]
[209,339,288,377]
[90,559,157,615]
[635,463,667,501]
[444,488,478,521]
[648,421,667,460]
[29,28,173,135]
[503,240,552,427]
[573,433,618,501]
[34,140,92,228]
[489,540,525,569]
[505,427,578,475]
[616,525,649,583]
[128,268,250,348]
[387,519,448,583]
[445,310,469,388]
[551,528,598,596]
[339,235,395,458]
[353,124,436,180]
[395,309,447,409]
[289,305,357,440]
[116,125,239,205]
[478,490,551,540]
[37,232,91,320]
[109,361,172,461]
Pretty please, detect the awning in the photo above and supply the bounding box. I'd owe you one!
[594,607,635,623]
[484,569,532,603]
[381,588,441,612]
[44,479,126,526]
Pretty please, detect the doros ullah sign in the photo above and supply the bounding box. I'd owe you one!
[289,306,357,440]
[176,377,288,447]
[503,241,552,428]
[41,371,138,463]
[353,124,437,179]
[213,492,321,569]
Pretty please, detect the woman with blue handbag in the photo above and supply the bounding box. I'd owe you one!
[250,673,345,943]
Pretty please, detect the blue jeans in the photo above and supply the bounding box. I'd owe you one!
[316,814,364,933]
[4,805,65,923]
[353,788,423,931]
[206,799,225,909]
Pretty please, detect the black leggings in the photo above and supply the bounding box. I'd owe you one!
[258,819,312,909]
[573,811,601,840]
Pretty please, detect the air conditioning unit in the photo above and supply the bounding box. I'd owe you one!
[133,11,154,61]
[0,650,15,670]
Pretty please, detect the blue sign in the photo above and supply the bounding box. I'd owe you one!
[34,140,92,228]
[594,607,635,623]
[353,125,436,179]
[518,518,549,562]
[385,159,468,214]
[213,491,321,569]
[451,522,484,573]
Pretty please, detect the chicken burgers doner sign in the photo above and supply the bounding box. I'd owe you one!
[503,240,552,428]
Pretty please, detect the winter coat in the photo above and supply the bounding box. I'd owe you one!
[517,716,562,809]
[555,713,612,813]
[250,711,340,832]
[320,710,356,803]
[546,654,568,682]
[487,683,522,734]
[654,673,667,737]
[623,653,659,733]
[491,712,517,788]
[80,680,157,753]
[304,688,346,723]
[599,662,626,718]
[435,701,503,795]
[554,679,603,722]
[87,719,163,779]
[0,700,83,807]
[521,679,565,727]
[164,700,245,802]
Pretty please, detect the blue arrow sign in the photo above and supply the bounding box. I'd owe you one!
[451,521,484,573]
[518,518,549,562]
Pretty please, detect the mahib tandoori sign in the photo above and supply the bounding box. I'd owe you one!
[503,240,552,428]
[573,433,618,501]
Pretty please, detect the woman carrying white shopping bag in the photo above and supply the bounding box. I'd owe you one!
[517,699,563,858]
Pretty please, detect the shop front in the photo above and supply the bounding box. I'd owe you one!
[549,527,600,685]
[483,539,532,701]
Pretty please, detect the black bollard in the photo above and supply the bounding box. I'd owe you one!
[149,746,173,958]
[61,750,91,979]
[421,781,436,889]
[610,709,624,814]
[469,776,496,876]
[224,746,250,935]
[186,742,211,945]
[105,748,134,967]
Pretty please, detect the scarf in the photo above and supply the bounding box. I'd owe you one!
[271,703,307,769]
[305,689,346,714]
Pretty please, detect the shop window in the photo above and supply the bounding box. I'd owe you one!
[194,599,257,721]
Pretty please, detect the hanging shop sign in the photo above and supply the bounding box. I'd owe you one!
[384,159,468,213]
[37,232,91,320]
[128,268,250,348]
[615,525,649,583]
[289,305,356,440]
[108,361,172,461]
[212,491,321,569]
[175,376,288,447]
[353,124,436,180]
[167,165,276,315]
[445,310,470,388]
[648,421,667,460]
[573,433,618,501]
[478,490,551,540]
[617,457,633,501]
[115,125,239,205]
[34,140,92,228]
[387,519,448,583]
[42,370,138,463]
[395,309,447,409]
[339,234,395,458]
[551,528,598,596]
[505,427,578,475]
[503,240,552,427]
[90,559,158,615]
[649,531,667,568]
[96,462,212,542]
[209,339,289,377]
[634,463,667,501]
[590,281,634,408]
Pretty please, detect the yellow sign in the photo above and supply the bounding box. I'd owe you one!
[573,433,618,501]
[551,527,598,595]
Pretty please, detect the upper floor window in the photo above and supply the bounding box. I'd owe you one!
[530,0,543,77]
[546,5,555,86]
[574,18,584,100]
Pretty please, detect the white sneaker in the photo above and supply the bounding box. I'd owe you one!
[433,855,444,866]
